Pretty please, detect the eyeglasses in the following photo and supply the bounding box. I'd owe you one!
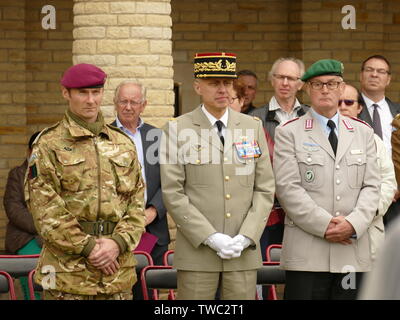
[362,67,390,75]
[309,81,342,90]
[338,99,356,106]
[118,100,143,107]
[273,74,300,82]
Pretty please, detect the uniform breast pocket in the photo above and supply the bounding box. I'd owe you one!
[234,153,255,188]
[296,152,325,190]
[55,150,86,192]
[110,153,135,193]
[345,155,366,189]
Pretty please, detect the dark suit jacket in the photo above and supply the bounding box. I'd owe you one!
[358,95,400,125]
[111,120,170,246]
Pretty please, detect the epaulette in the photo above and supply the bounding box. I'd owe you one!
[253,116,261,121]
[395,113,400,120]
[31,121,61,146]
[349,116,372,128]
[282,117,299,127]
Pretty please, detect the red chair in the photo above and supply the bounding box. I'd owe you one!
[140,265,177,300]
[162,249,174,266]
[266,244,282,264]
[0,254,40,278]
[263,244,283,300]
[0,270,17,300]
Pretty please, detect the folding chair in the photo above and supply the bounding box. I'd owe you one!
[266,244,282,264]
[0,271,17,300]
[162,249,174,266]
[257,262,286,300]
[0,255,40,278]
[27,270,43,300]
[261,244,283,300]
[141,265,177,300]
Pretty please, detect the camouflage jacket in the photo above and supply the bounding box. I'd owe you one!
[25,111,145,295]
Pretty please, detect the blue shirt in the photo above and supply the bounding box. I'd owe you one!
[310,108,339,137]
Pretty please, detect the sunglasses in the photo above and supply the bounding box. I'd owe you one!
[338,99,356,106]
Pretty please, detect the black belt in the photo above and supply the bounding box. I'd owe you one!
[79,221,117,236]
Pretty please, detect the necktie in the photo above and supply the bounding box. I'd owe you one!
[372,104,383,139]
[215,120,224,146]
[327,120,338,156]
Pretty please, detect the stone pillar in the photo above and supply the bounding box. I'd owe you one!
[73,0,174,127]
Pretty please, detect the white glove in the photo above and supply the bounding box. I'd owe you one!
[204,233,243,259]
[231,234,252,250]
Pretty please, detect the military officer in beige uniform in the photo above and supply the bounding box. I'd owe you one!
[160,52,275,300]
[273,59,380,299]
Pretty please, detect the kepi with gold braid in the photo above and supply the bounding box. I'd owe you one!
[194,52,237,78]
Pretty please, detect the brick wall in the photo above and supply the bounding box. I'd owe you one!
[172,0,400,111]
[73,0,174,128]
[0,0,73,251]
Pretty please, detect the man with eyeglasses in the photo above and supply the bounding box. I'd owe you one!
[111,81,170,299]
[359,55,400,225]
[249,58,309,297]
[273,59,380,299]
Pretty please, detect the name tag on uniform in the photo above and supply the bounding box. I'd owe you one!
[234,140,262,159]
[350,149,363,155]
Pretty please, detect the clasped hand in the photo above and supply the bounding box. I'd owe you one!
[324,216,355,245]
[205,233,251,259]
[87,238,120,275]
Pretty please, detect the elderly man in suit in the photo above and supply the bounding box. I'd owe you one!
[111,81,170,298]
[160,52,275,300]
[274,59,380,300]
[358,55,400,225]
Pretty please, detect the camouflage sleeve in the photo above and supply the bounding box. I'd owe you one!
[24,142,96,256]
[111,142,146,253]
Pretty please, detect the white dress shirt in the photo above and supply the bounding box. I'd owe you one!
[362,93,393,154]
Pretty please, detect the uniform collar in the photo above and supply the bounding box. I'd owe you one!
[201,104,229,128]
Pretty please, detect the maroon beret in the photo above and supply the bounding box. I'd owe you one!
[61,63,107,89]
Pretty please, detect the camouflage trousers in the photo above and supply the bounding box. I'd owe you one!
[43,289,133,300]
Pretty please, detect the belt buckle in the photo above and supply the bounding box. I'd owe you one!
[98,222,104,236]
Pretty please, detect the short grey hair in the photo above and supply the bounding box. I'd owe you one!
[267,57,305,81]
[113,80,147,105]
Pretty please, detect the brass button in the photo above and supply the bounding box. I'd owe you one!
[225,194,231,200]
[224,157,228,162]
[226,213,231,218]
[336,195,341,201]
[307,157,312,163]
[335,211,340,216]
[336,165,340,170]
[196,159,200,164]
[336,179,340,184]
[225,176,230,181]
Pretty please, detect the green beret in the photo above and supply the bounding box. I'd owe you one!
[301,59,344,82]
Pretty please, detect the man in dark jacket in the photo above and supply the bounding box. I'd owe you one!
[111,80,170,299]
[4,131,41,299]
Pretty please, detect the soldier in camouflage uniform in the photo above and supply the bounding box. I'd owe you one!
[24,63,145,300]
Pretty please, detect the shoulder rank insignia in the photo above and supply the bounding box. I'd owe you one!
[282,117,300,127]
[304,119,313,130]
[253,116,261,121]
[342,119,354,131]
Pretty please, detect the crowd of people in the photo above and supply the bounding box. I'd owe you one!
[3,52,400,300]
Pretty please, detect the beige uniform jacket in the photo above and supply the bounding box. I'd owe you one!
[369,135,396,261]
[273,110,380,273]
[160,106,275,272]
